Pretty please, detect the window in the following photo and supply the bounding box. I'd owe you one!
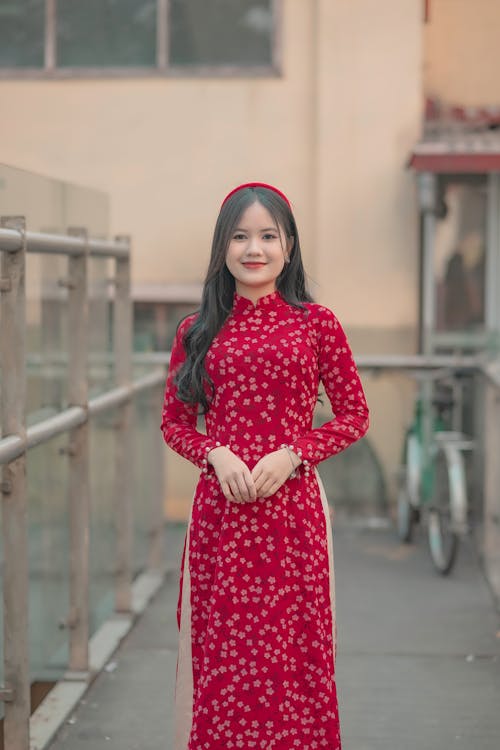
[169,0,274,68]
[0,0,45,67]
[434,175,487,333]
[57,0,157,67]
[0,0,279,76]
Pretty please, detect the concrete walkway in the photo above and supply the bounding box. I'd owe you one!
[48,521,500,750]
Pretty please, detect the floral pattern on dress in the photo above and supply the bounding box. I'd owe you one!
[161,289,369,750]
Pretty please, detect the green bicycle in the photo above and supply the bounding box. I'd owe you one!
[397,368,474,575]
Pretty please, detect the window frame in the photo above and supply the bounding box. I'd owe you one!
[0,0,282,78]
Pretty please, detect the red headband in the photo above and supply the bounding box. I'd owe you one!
[221,182,291,210]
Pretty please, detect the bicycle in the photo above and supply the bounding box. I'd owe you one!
[397,367,475,575]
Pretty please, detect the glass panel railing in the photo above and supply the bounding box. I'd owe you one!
[89,407,117,631]
[0,164,111,691]
[88,256,113,398]
[133,388,157,574]
[0,430,71,715]
[27,431,70,683]
[26,253,69,421]
[0,163,110,422]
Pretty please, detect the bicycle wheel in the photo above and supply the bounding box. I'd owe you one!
[397,433,420,543]
[427,444,464,575]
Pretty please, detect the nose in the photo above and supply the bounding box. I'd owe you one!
[246,236,262,256]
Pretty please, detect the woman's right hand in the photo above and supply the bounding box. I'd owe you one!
[207,446,257,504]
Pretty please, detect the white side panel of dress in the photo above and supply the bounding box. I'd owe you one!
[314,468,337,667]
[174,499,195,750]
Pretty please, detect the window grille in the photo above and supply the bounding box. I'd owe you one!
[0,0,279,76]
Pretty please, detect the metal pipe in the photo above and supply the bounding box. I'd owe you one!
[112,352,497,377]
[27,406,84,447]
[148,382,166,571]
[88,371,165,413]
[0,408,86,463]
[89,385,131,415]
[45,0,56,71]
[483,379,500,598]
[486,174,499,334]
[25,351,170,368]
[113,239,134,614]
[0,434,26,465]
[0,228,129,259]
[0,227,24,252]
[355,354,483,371]
[133,351,171,366]
[66,228,91,674]
[157,0,168,70]
[419,172,437,356]
[0,216,30,749]
[122,351,487,373]
[0,372,166,466]
[22,349,491,373]
[1,352,493,461]
[131,369,167,389]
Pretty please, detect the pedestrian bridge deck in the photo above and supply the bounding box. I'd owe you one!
[47,521,500,750]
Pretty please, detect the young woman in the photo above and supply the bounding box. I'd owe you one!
[161,182,369,750]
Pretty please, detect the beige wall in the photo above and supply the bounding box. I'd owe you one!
[424,0,500,105]
[0,1,317,286]
[0,0,423,517]
[314,0,421,327]
[312,0,422,514]
[0,0,421,327]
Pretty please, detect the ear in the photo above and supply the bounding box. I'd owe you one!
[286,235,294,258]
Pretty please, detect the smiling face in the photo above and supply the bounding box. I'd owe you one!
[225,200,293,301]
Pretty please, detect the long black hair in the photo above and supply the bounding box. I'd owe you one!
[175,186,314,414]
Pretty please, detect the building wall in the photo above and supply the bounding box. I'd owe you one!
[0,0,423,518]
[0,1,317,284]
[424,0,500,105]
[315,0,422,326]
[313,0,422,518]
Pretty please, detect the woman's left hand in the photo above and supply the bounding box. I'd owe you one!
[251,448,299,498]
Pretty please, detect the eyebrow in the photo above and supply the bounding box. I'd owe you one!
[233,227,278,232]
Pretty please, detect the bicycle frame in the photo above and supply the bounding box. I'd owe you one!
[405,378,448,510]
[398,366,475,573]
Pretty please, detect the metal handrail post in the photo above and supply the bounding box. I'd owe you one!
[420,174,438,492]
[483,378,500,591]
[0,216,30,749]
[148,380,166,571]
[65,228,90,674]
[113,237,134,613]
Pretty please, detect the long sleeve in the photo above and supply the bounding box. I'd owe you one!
[160,314,220,472]
[289,306,369,467]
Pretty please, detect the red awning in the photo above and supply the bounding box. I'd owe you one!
[409,130,500,172]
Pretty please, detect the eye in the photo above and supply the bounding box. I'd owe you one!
[263,233,278,240]
[233,233,247,241]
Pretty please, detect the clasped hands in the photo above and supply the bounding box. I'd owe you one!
[207,446,301,504]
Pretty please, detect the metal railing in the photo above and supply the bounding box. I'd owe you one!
[0,218,167,750]
[356,352,500,599]
[131,349,500,590]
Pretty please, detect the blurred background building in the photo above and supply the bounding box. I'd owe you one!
[1,0,499,533]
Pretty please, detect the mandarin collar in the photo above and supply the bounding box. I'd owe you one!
[231,289,287,315]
